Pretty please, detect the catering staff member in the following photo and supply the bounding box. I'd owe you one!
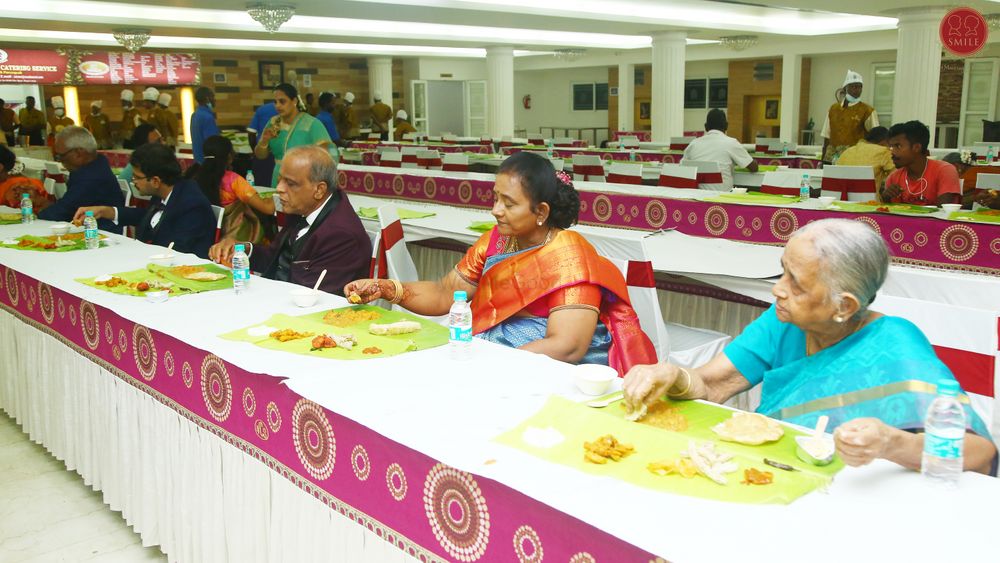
[821,70,879,164]
[120,89,140,146]
[47,96,75,145]
[393,109,416,141]
[17,96,46,146]
[155,92,179,149]
[0,99,17,146]
[369,92,392,141]
[84,100,112,149]
[334,92,356,139]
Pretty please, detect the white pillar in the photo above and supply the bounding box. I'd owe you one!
[892,9,944,146]
[486,46,515,138]
[779,53,802,144]
[617,62,635,132]
[650,31,686,142]
[368,56,394,138]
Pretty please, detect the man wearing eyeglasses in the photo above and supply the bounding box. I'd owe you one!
[74,143,216,258]
[37,126,124,233]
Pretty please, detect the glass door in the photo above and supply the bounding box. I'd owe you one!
[463,80,486,137]
[959,58,999,147]
[410,80,428,134]
[870,62,895,126]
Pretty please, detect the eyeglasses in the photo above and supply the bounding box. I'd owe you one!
[52,147,76,162]
[132,173,148,181]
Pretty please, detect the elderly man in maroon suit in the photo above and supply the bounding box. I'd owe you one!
[209,145,371,296]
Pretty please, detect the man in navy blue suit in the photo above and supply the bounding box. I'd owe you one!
[74,143,216,258]
[38,126,124,233]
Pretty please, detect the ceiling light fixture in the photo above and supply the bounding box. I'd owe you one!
[247,3,295,33]
[986,13,1000,30]
[112,28,151,52]
[719,35,758,51]
[553,48,586,62]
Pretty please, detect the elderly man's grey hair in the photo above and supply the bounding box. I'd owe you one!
[789,218,889,321]
[284,145,338,191]
[56,126,98,153]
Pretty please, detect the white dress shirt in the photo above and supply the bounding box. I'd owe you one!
[680,130,754,191]
[296,196,330,240]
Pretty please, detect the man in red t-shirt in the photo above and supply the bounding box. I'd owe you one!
[882,120,960,206]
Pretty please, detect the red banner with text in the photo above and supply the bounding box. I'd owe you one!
[0,48,200,85]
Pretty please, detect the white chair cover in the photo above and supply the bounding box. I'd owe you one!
[821,165,877,202]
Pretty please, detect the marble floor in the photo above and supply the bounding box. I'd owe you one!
[0,411,167,562]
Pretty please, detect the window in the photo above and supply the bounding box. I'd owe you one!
[573,82,610,111]
[684,79,707,109]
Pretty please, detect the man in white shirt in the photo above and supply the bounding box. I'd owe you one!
[681,109,758,191]
[820,69,879,163]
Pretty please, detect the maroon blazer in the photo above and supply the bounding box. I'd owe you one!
[252,192,371,296]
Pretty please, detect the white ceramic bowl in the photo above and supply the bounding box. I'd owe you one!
[145,290,169,304]
[290,288,320,307]
[940,203,962,214]
[794,435,835,466]
[149,253,177,266]
[49,222,71,236]
[731,187,748,195]
[573,364,617,396]
[816,196,835,209]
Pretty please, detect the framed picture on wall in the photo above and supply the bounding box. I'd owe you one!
[258,61,284,90]
[765,99,779,120]
[639,102,651,120]
[213,72,227,84]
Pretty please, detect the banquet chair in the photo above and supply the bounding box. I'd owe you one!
[117,179,133,207]
[976,173,1000,191]
[605,257,670,361]
[500,136,515,148]
[755,137,780,153]
[442,134,460,144]
[658,163,699,189]
[366,133,381,142]
[572,155,606,183]
[402,133,419,142]
[442,153,469,172]
[43,177,56,197]
[664,322,733,370]
[379,151,402,168]
[617,135,641,149]
[416,150,443,170]
[766,140,796,154]
[43,161,68,200]
[210,205,225,243]
[759,171,802,196]
[376,145,399,155]
[669,136,696,151]
[606,163,643,185]
[400,146,420,168]
[553,137,576,147]
[680,160,726,191]
[820,165,876,202]
[374,205,447,322]
[479,136,494,146]
[527,133,545,145]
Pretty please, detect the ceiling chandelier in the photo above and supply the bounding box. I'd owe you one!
[247,3,296,33]
[553,48,586,62]
[986,13,1000,30]
[112,28,151,53]
[719,35,759,51]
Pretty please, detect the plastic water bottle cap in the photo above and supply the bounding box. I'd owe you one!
[936,379,960,397]
[453,290,467,302]
[22,192,30,199]
[234,244,245,253]
[85,210,94,217]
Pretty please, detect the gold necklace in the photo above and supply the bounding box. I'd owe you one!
[508,228,552,253]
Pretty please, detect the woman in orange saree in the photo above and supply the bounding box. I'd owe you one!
[346,152,656,374]
[0,145,51,211]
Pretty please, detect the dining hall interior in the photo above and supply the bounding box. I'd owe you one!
[1,1,1000,562]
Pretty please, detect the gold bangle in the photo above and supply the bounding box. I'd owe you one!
[389,279,404,304]
[667,367,692,398]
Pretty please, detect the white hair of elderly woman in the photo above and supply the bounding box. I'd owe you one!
[789,218,889,321]
[55,126,98,153]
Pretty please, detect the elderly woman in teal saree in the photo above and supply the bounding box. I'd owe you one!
[623,218,996,475]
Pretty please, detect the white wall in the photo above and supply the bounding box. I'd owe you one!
[417,58,486,81]
[514,66,609,135]
[808,50,896,132]
[683,60,729,132]
[426,81,465,135]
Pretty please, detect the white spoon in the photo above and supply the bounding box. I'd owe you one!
[585,392,623,408]
[312,269,327,292]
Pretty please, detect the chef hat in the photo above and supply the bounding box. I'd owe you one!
[120,90,134,102]
[344,92,355,103]
[396,109,407,120]
[842,69,863,87]
[52,96,65,109]
[373,91,382,101]
[143,87,160,101]
[158,93,171,106]
[91,100,103,108]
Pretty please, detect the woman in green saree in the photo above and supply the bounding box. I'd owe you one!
[623,218,996,475]
[253,83,336,188]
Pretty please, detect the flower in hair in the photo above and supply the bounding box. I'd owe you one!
[555,170,574,188]
[10,161,25,175]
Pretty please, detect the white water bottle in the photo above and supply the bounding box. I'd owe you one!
[545,138,554,159]
[921,379,966,488]
[20,192,33,223]
[246,170,255,187]
[83,211,99,249]
[782,142,789,157]
[799,174,811,200]
[988,146,995,163]
[232,243,250,295]
[448,290,472,360]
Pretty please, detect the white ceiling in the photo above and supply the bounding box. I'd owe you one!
[0,0,997,57]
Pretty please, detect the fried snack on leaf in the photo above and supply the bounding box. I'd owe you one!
[269,328,315,342]
[741,468,774,485]
[369,320,421,335]
[681,441,739,485]
[583,434,635,464]
[647,458,698,478]
[711,412,784,445]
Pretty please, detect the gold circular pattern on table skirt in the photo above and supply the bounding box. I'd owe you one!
[131,324,157,381]
[742,227,753,237]
[118,328,128,353]
[6,268,18,306]
[512,525,543,563]
[352,444,371,481]
[80,301,99,350]
[336,169,348,189]
[254,419,269,441]
[616,203,626,218]
[901,242,914,253]
[363,172,375,193]
[38,282,54,324]
[735,215,746,229]
[423,463,490,561]
[458,180,473,203]
[164,350,175,377]
[291,398,336,480]
[644,200,667,229]
[201,354,232,422]
[890,228,905,244]
[853,216,881,235]
[267,401,282,432]
[386,463,407,501]
[393,175,406,196]
[939,224,979,262]
[914,231,928,247]
[105,321,114,344]
[28,285,36,308]
[768,209,798,241]
[991,238,1000,255]
[672,209,683,223]
[57,297,65,319]
[569,553,596,563]
[182,361,194,388]
[578,199,588,214]
[687,211,698,225]
[423,177,437,199]
[704,205,729,236]
[242,387,256,417]
[591,195,612,222]
[112,345,121,361]
[751,216,763,231]
[69,303,77,326]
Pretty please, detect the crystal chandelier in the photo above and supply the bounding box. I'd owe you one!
[720,35,759,51]
[247,3,296,33]
[112,28,151,53]
[553,48,586,62]
[986,13,1000,30]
